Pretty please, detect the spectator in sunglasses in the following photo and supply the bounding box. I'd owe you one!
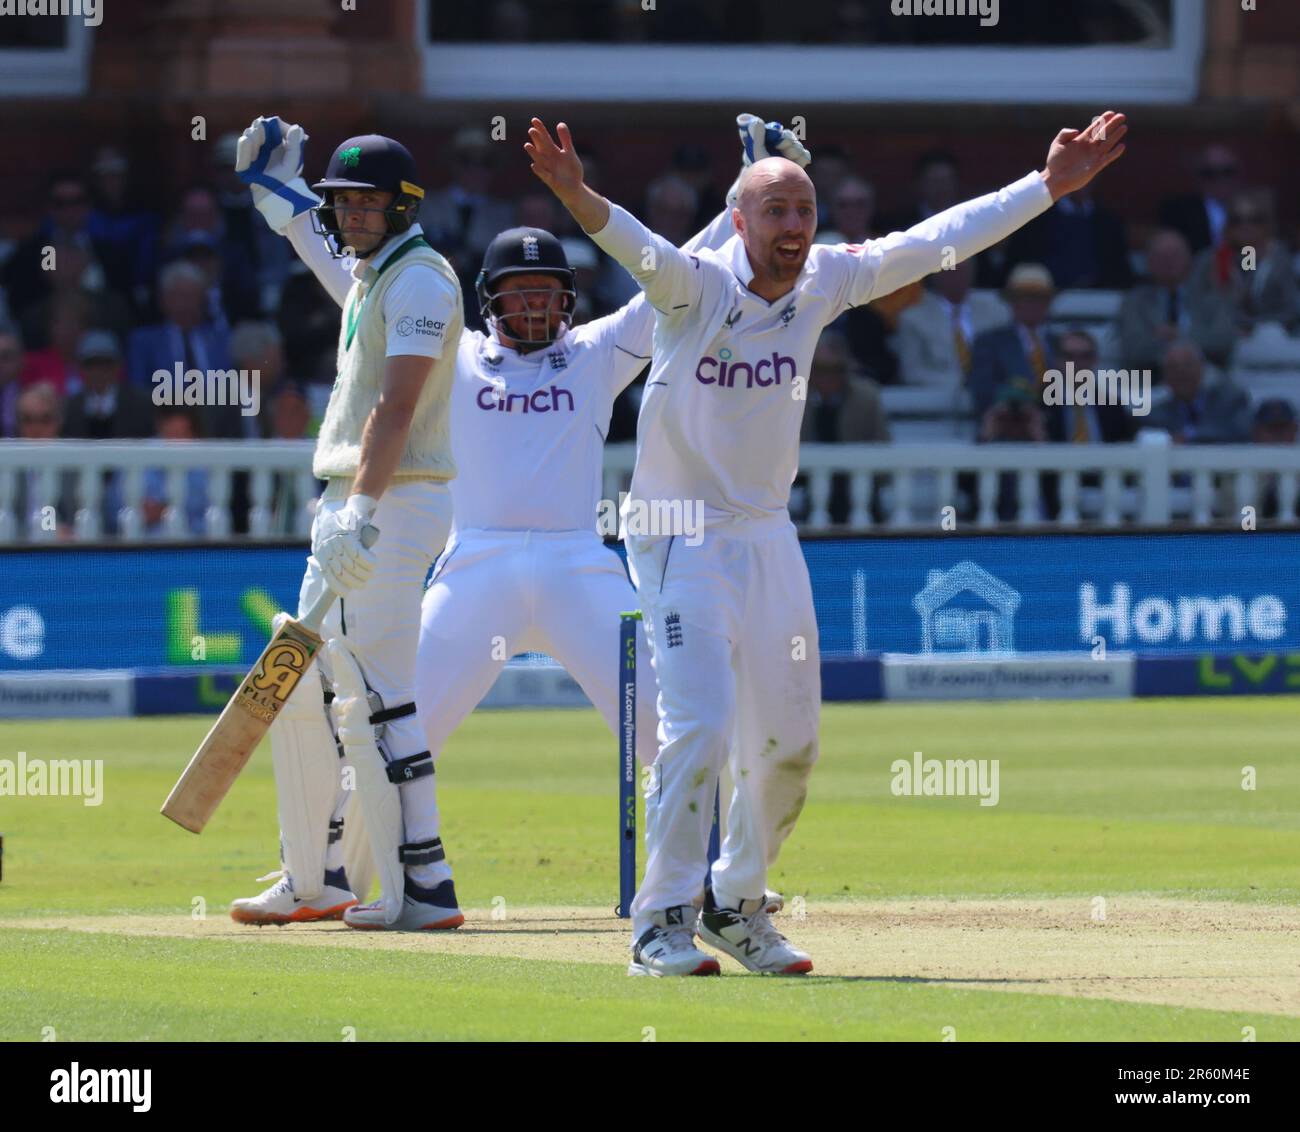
[1190,188,1298,334]
[1158,144,1243,254]
[0,171,133,326]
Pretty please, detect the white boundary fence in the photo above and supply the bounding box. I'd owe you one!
[605,441,1300,530]
[1,439,1298,543]
[0,440,320,541]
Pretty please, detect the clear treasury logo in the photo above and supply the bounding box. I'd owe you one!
[396,315,445,338]
[50,1063,151,1112]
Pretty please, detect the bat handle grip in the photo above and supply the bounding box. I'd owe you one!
[297,523,380,635]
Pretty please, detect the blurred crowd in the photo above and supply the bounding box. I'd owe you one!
[2,131,1297,533]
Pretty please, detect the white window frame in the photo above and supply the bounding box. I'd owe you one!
[419,0,1203,105]
[0,15,93,97]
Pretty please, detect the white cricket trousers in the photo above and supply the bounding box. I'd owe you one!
[272,479,452,886]
[625,515,820,933]
[305,480,453,708]
[414,528,660,839]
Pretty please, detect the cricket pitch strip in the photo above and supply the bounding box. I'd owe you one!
[7,897,1297,1018]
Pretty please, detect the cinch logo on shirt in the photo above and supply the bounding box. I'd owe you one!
[475,384,576,413]
[695,349,797,389]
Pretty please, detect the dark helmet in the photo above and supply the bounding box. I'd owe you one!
[311,134,424,256]
[475,227,577,346]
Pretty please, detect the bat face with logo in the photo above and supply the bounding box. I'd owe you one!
[161,525,378,833]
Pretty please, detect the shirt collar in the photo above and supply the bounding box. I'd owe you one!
[353,222,424,285]
[723,232,817,296]
[723,234,756,287]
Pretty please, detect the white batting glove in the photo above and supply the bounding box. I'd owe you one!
[312,495,379,595]
[727,113,813,206]
[235,115,320,233]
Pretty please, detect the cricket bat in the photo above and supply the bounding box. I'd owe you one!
[161,525,378,833]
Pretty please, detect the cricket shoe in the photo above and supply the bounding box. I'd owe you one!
[230,867,357,925]
[697,886,813,975]
[343,876,464,931]
[628,906,722,977]
[702,889,782,912]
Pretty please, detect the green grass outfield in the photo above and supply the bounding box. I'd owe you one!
[1,698,1297,1041]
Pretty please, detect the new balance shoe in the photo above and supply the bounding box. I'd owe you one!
[230,867,357,925]
[697,886,812,974]
[628,905,722,977]
[343,875,465,931]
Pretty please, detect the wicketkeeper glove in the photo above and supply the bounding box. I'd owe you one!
[726,113,813,207]
[235,115,320,233]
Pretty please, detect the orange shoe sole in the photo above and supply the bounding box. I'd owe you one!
[345,911,465,931]
[230,898,357,925]
[423,912,466,930]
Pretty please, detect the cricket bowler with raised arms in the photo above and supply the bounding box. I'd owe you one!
[410,117,810,932]
[526,111,1126,976]
[227,117,465,930]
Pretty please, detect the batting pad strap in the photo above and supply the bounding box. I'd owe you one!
[399,838,445,866]
[327,819,344,845]
[370,702,416,725]
[385,751,434,784]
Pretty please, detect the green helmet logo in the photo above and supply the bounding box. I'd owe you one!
[338,146,362,168]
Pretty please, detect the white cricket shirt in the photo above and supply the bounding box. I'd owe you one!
[447,210,737,534]
[587,171,1054,531]
[448,300,654,533]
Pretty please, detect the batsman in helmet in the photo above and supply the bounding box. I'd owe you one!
[229,117,465,930]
